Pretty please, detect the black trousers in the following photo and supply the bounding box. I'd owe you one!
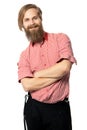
[24,94,72,130]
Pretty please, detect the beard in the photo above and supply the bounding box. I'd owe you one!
[24,24,44,43]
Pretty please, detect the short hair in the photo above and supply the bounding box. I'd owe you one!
[18,4,42,31]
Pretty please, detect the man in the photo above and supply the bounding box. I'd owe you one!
[17,4,76,130]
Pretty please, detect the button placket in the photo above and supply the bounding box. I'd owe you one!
[40,45,47,67]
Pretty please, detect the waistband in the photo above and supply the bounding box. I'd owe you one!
[25,92,69,104]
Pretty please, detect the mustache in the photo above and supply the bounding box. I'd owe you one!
[27,24,39,29]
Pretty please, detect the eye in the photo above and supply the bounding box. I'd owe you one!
[24,18,29,22]
[33,16,38,20]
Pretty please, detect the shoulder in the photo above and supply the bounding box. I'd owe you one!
[54,33,70,40]
[55,33,71,43]
[19,45,30,59]
[47,32,71,47]
[47,32,70,40]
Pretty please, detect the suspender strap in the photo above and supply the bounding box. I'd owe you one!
[24,116,27,130]
[24,92,32,130]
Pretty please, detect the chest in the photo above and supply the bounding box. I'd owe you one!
[29,41,60,71]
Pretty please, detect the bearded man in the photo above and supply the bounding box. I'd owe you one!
[17,4,76,130]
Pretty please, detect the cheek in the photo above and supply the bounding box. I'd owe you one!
[23,21,29,29]
[23,24,27,29]
[36,19,42,25]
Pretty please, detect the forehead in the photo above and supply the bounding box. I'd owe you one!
[24,8,38,19]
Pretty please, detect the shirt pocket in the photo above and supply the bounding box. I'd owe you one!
[47,42,60,65]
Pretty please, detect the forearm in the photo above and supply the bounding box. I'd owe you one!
[21,60,72,92]
[21,77,58,92]
[34,60,72,79]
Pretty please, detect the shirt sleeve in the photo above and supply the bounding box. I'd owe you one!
[57,33,77,64]
[17,49,33,82]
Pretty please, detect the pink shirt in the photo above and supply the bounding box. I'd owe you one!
[18,32,76,103]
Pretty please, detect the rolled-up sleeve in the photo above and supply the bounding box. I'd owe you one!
[57,33,77,64]
[17,50,33,82]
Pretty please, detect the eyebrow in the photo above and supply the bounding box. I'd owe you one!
[24,15,39,20]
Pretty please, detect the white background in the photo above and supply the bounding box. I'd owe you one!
[0,0,87,130]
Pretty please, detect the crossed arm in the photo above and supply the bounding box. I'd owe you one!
[21,59,72,92]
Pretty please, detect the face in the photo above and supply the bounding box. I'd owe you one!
[23,8,44,43]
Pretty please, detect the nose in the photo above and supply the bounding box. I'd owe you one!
[30,19,35,25]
